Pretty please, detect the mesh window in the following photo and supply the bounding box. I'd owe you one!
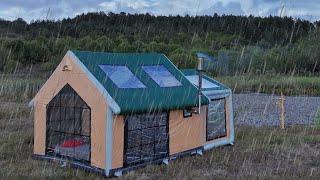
[124,112,169,167]
[46,84,91,162]
[206,98,227,141]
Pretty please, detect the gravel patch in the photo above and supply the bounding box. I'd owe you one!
[233,93,320,127]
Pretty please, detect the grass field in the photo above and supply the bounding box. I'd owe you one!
[1,73,320,179]
[1,99,320,179]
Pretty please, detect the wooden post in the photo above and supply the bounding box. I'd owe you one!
[274,92,285,129]
[279,92,285,129]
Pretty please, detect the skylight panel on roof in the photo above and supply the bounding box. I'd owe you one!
[185,75,219,89]
[142,65,182,87]
[99,65,146,88]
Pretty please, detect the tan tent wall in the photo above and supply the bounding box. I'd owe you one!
[169,106,207,155]
[112,115,124,169]
[32,54,108,169]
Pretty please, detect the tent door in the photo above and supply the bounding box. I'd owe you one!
[124,112,169,167]
[45,84,91,163]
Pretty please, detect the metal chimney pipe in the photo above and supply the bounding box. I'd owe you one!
[197,57,204,113]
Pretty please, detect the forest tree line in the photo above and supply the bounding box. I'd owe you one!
[0,12,319,75]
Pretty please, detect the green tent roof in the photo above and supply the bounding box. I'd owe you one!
[72,51,209,115]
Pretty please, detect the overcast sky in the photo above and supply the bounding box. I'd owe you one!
[0,0,319,22]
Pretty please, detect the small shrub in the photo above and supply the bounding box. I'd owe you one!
[41,61,56,71]
[3,60,19,73]
[0,111,6,119]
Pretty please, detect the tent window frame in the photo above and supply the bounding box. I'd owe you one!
[185,75,219,89]
[45,84,91,163]
[99,64,146,89]
[206,98,227,141]
[142,65,182,87]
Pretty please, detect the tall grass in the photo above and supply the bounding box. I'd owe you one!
[217,74,320,96]
[0,75,44,102]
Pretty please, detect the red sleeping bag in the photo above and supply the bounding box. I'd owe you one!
[61,139,85,148]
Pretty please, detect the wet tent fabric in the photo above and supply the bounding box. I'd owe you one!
[31,53,109,169]
[72,51,209,115]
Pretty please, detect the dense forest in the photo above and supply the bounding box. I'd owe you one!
[0,12,319,75]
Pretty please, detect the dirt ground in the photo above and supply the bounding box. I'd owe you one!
[234,93,320,127]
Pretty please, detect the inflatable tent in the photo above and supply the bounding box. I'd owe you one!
[29,50,234,177]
